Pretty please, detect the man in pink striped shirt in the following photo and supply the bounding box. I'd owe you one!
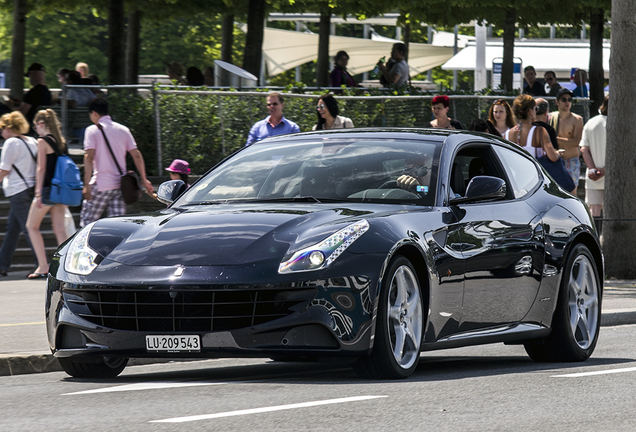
[80,98,153,227]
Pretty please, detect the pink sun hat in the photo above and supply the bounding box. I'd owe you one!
[165,159,191,175]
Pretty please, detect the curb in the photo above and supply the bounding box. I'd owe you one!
[2,309,634,378]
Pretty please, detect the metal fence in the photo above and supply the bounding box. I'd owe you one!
[59,85,592,177]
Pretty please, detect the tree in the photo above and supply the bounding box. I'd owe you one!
[243,0,267,83]
[604,0,636,278]
[9,0,27,99]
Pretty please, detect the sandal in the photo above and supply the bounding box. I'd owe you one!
[27,272,48,279]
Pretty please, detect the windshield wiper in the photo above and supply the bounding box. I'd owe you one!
[183,200,225,206]
[239,196,349,204]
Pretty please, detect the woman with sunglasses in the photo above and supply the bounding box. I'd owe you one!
[487,99,515,136]
[313,94,353,130]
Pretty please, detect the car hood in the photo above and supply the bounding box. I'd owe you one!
[87,203,419,266]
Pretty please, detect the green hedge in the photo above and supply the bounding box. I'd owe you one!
[105,87,523,176]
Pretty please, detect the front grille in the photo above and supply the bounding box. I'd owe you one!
[63,284,318,332]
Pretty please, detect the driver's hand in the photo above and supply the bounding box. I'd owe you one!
[397,175,420,191]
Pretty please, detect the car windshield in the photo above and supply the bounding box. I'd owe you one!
[175,138,441,206]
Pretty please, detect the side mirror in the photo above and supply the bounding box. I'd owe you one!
[450,176,507,205]
[157,180,186,205]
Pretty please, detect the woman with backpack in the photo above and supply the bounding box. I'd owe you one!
[25,109,71,279]
[0,112,38,276]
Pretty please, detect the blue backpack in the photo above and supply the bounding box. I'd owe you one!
[42,136,84,207]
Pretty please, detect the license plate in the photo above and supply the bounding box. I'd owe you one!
[145,335,201,353]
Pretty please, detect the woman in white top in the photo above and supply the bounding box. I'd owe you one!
[506,95,562,161]
[0,112,38,276]
[313,94,354,130]
[488,99,515,137]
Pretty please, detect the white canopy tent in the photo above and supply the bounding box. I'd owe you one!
[442,39,610,79]
[243,25,455,77]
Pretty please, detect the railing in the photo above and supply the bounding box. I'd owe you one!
[57,84,592,177]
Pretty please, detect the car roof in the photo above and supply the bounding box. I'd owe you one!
[255,127,511,147]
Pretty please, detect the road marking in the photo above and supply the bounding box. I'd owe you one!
[0,321,45,327]
[552,366,636,378]
[63,381,227,395]
[150,395,387,423]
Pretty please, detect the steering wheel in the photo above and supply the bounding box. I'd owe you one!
[378,180,399,189]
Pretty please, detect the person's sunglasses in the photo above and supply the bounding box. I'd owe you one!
[267,102,279,107]
[560,98,572,103]
[316,104,326,110]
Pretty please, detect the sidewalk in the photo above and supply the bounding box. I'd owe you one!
[1,273,635,377]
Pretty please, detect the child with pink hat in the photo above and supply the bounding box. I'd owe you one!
[166,159,191,187]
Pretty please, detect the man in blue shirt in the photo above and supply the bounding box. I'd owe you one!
[245,93,300,146]
[572,69,589,98]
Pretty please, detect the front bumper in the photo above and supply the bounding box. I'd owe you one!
[46,255,384,360]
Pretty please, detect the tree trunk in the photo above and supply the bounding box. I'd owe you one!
[221,14,234,64]
[605,0,636,278]
[243,0,266,84]
[126,9,142,85]
[108,0,126,85]
[316,6,330,88]
[589,9,605,116]
[10,0,27,100]
[500,8,516,91]
[403,22,410,62]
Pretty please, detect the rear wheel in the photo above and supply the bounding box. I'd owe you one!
[58,357,128,379]
[525,244,601,362]
[354,256,423,379]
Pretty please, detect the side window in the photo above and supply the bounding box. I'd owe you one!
[450,145,508,199]
[493,146,541,198]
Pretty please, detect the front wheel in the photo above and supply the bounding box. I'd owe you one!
[58,357,128,379]
[354,256,423,379]
[525,244,601,362]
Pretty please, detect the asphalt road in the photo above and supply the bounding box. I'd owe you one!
[2,324,636,432]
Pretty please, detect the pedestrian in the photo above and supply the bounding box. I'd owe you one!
[0,112,38,276]
[75,62,89,79]
[313,94,354,130]
[8,63,52,129]
[80,98,154,227]
[532,98,558,150]
[25,109,71,279]
[505,96,566,187]
[550,88,583,195]
[572,69,588,98]
[186,67,204,86]
[487,99,515,136]
[580,95,608,217]
[165,159,191,188]
[245,93,300,146]
[329,51,357,88]
[166,61,187,85]
[425,95,464,129]
[377,43,409,87]
[544,71,562,97]
[522,66,546,96]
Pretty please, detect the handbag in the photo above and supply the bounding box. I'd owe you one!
[537,155,576,192]
[96,123,142,205]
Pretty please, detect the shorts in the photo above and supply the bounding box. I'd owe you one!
[585,188,604,206]
[41,186,56,206]
[563,157,581,187]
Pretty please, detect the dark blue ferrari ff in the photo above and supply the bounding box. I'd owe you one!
[46,129,603,379]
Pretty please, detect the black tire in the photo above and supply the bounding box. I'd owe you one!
[58,357,128,379]
[525,244,601,362]
[353,256,423,379]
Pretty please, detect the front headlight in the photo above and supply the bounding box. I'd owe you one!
[279,219,369,273]
[64,222,101,275]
